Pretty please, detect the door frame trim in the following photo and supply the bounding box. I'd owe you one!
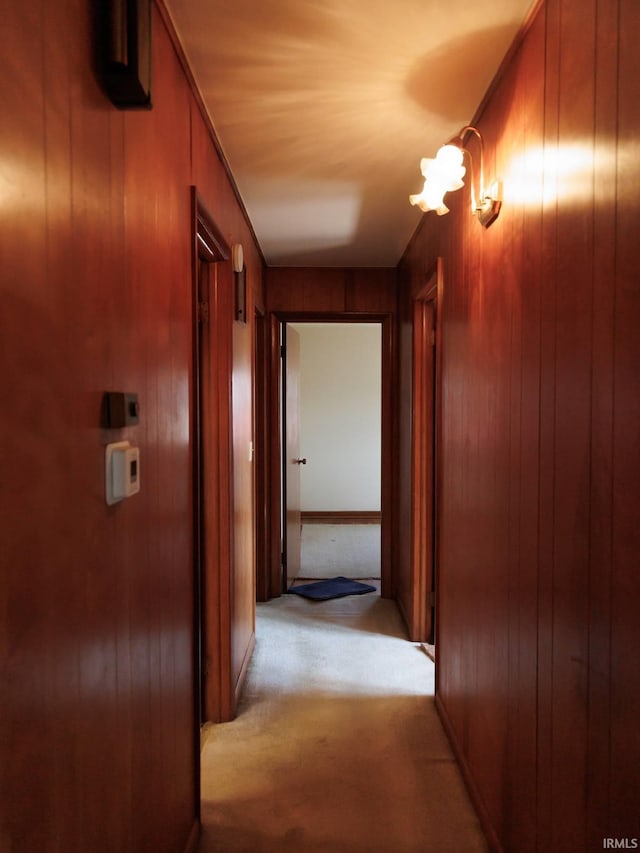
[190,187,235,732]
[254,306,270,601]
[264,311,395,599]
[410,257,443,644]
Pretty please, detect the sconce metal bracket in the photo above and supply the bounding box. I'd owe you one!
[477,197,502,228]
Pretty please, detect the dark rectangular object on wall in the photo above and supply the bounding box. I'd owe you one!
[99,0,152,109]
[235,267,247,323]
[103,392,140,427]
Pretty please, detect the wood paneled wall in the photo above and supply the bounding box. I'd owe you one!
[266,267,397,315]
[0,2,262,851]
[398,0,640,849]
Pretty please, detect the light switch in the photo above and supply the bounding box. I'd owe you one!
[105,441,140,506]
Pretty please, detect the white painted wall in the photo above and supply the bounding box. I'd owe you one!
[290,323,381,511]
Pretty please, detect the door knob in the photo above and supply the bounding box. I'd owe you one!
[294,458,307,465]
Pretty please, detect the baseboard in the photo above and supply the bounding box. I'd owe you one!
[182,818,200,853]
[301,511,381,524]
[434,694,504,853]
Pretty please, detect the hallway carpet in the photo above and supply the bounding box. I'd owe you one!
[198,587,487,853]
[299,523,381,579]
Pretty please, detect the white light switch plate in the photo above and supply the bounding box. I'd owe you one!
[105,441,140,505]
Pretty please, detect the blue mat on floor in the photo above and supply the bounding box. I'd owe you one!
[288,577,376,601]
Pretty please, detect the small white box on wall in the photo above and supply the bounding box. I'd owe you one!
[105,441,140,506]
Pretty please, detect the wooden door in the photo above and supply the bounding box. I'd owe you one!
[407,260,442,643]
[194,258,207,723]
[283,324,303,588]
[254,308,269,601]
[192,189,234,722]
[412,297,437,643]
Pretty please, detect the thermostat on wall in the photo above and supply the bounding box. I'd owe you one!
[105,441,140,506]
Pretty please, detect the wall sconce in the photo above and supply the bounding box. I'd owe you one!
[409,126,502,228]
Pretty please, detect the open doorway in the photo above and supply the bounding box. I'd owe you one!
[191,189,231,729]
[263,311,394,602]
[283,322,382,593]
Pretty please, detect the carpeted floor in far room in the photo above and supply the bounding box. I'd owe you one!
[198,585,487,853]
[299,523,381,580]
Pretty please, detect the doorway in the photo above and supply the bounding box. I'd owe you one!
[410,259,443,648]
[190,188,235,730]
[282,322,382,592]
[264,312,394,600]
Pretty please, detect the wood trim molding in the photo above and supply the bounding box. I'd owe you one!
[233,632,256,709]
[431,258,445,672]
[267,313,283,597]
[435,695,504,853]
[196,202,230,263]
[254,308,270,601]
[301,511,381,524]
[192,188,235,724]
[405,257,443,643]
[182,819,201,853]
[409,295,433,641]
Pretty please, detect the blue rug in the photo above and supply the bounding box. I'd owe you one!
[288,577,376,601]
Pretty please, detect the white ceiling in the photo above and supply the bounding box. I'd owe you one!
[164,0,535,267]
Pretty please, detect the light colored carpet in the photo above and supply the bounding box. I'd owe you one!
[299,523,381,579]
[199,587,487,852]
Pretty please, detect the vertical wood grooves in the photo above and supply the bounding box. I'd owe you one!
[399,0,639,848]
[2,2,264,850]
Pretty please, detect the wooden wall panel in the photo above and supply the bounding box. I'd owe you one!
[347,269,398,313]
[504,12,544,851]
[534,2,560,847]
[610,0,640,838]
[267,268,345,312]
[549,3,596,847]
[2,8,53,853]
[0,2,263,850]
[398,0,640,849]
[266,267,396,314]
[585,0,618,843]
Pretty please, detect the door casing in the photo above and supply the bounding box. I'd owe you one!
[262,312,395,599]
[408,258,443,646]
[281,324,303,590]
[190,187,235,727]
